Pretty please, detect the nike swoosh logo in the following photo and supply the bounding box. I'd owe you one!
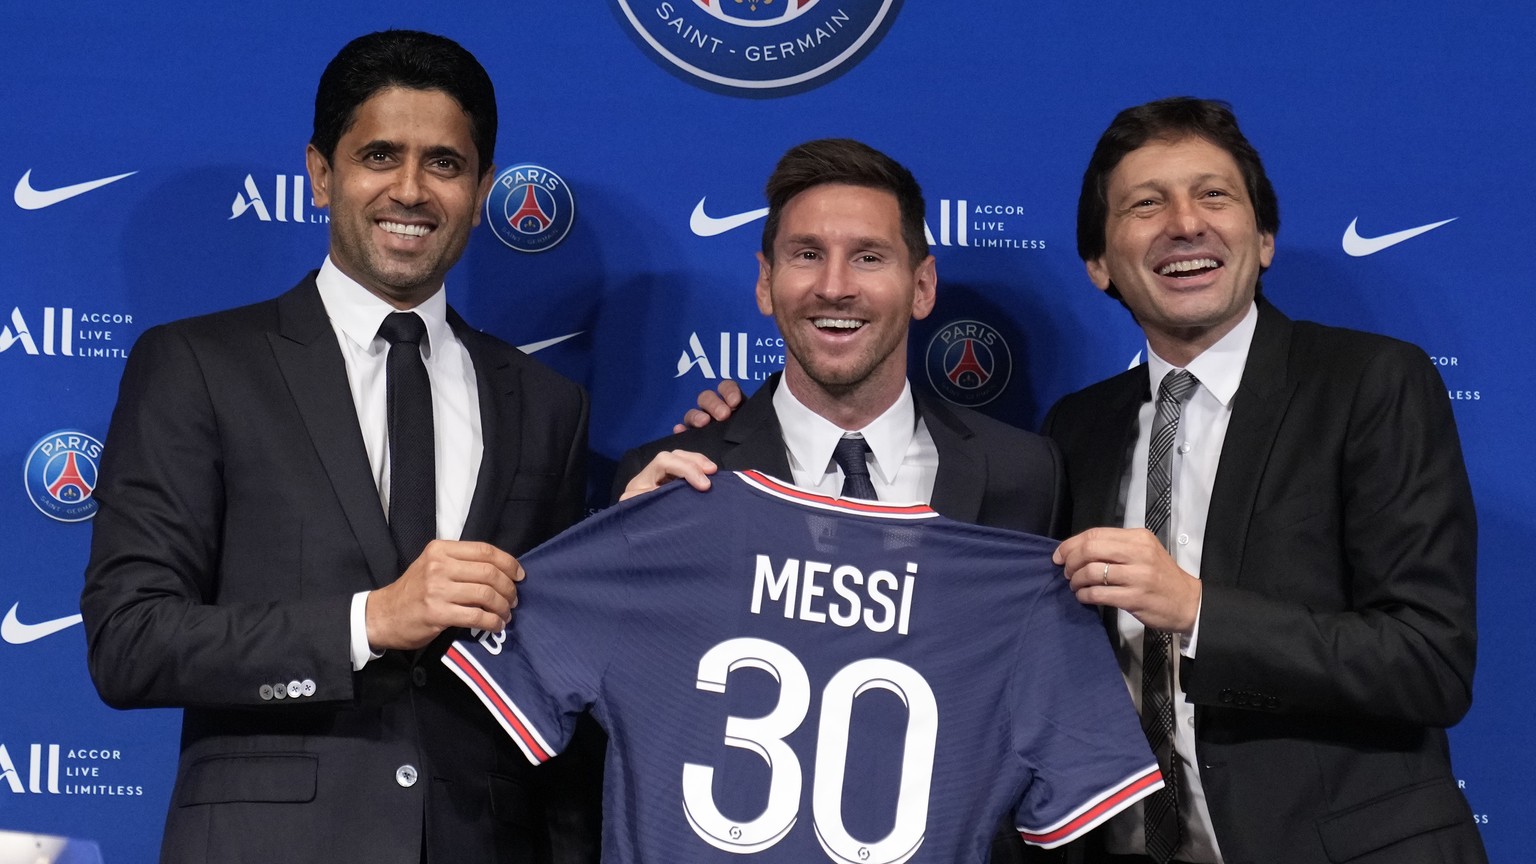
[518,332,583,354]
[1,602,83,644]
[14,168,138,210]
[1341,216,1456,257]
[690,197,769,237]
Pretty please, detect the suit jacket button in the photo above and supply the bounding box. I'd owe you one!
[1219,689,1232,703]
[396,764,418,787]
[412,666,428,687]
[287,680,303,698]
[301,679,316,697]
[273,682,287,700]
[259,684,274,701]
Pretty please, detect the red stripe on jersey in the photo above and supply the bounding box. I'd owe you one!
[1018,766,1164,846]
[444,645,552,763]
[738,469,934,515]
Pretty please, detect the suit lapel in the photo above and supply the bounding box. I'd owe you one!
[268,277,398,588]
[916,391,986,522]
[1073,368,1148,534]
[453,313,519,543]
[1203,300,1295,586]
[718,374,795,480]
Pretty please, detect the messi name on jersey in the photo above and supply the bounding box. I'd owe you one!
[751,554,918,635]
[445,470,1161,862]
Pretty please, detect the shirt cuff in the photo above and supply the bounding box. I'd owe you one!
[1181,594,1203,659]
[350,591,384,671]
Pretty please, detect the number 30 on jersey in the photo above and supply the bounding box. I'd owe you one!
[681,637,938,864]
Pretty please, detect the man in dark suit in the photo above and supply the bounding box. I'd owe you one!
[1046,97,1484,864]
[615,138,1065,864]
[80,31,598,864]
[616,138,1063,537]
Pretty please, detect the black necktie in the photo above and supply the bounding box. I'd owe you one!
[831,436,878,500]
[1142,369,1198,863]
[378,312,436,573]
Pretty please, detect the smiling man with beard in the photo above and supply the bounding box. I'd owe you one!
[616,138,1062,535]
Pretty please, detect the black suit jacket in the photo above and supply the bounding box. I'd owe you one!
[81,276,598,864]
[614,373,1065,538]
[1043,300,1485,864]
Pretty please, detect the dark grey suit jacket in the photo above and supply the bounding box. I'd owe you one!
[1043,300,1486,864]
[81,275,599,864]
[614,373,1066,539]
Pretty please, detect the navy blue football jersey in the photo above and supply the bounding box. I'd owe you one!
[445,471,1159,863]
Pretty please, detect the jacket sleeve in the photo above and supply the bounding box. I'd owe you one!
[80,325,356,710]
[1185,342,1477,728]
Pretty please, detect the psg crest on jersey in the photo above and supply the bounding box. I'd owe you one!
[24,430,102,522]
[485,163,576,253]
[609,0,904,97]
[924,319,1012,408]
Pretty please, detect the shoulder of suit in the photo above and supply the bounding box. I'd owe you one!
[1287,317,1434,379]
[456,324,587,399]
[137,294,285,350]
[926,397,1053,447]
[1046,364,1143,414]
[620,412,738,466]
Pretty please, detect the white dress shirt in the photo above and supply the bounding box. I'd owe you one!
[313,258,483,671]
[771,377,938,505]
[1103,302,1258,863]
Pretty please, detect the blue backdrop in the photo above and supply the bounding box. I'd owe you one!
[3,3,1530,861]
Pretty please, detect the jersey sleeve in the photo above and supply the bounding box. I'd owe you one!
[443,499,640,765]
[1009,575,1164,848]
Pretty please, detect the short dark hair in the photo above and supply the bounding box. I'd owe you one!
[311,30,497,177]
[761,138,929,266]
[1077,97,1280,296]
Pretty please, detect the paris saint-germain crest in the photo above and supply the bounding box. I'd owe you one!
[24,429,102,522]
[924,320,1012,408]
[610,0,904,96]
[486,163,576,253]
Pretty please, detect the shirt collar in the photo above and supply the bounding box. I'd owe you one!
[1145,301,1257,408]
[315,256,452,358]
[772,377,917,484]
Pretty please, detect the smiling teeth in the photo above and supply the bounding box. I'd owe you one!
[380,221,430,237]
[1158,258,1219,276]
[814,318,863,330]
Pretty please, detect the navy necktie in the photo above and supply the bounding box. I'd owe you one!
[378,312,436,573]
[831,436,878,501]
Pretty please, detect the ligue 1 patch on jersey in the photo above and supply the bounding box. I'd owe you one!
[485,163,576,253]
[609,0,904,97]
[24,430,102,522]
[924,319,1012,407]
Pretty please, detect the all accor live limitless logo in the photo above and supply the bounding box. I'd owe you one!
[0,744,144,796]
[230,173,328,224]
[0,307,134,360]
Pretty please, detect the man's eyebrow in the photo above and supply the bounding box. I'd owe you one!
[354,138,400,153]
[423,144,469,162]
[778,233,898,251]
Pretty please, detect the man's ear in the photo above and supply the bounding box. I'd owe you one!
[911,255,937,320]
[755,252,774,316]
[305,144,332,208]
[1085,257,1113,294]
[472,164,496,228]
